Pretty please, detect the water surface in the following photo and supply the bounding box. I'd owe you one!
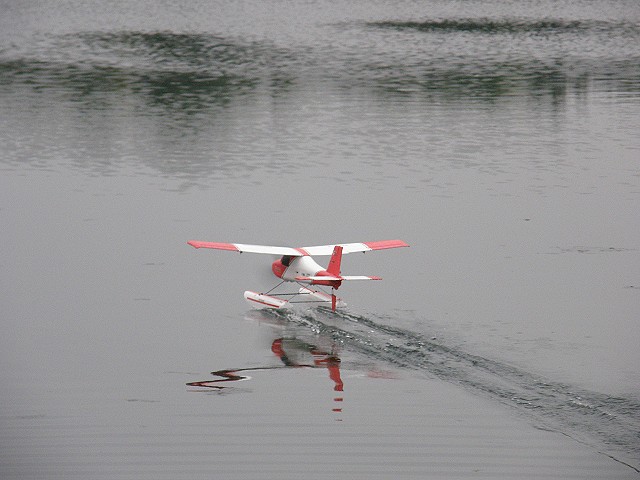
[1,0,639,477]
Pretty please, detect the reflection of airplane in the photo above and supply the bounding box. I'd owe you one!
[187,239,409,310]
[271,338,343,393]
[187,337,344,413]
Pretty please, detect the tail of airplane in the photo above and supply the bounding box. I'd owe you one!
[327,245,343,276]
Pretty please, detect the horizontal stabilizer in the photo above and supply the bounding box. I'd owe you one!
[341,275,382,281]
[295,275,381,282]
[296,275,342,282]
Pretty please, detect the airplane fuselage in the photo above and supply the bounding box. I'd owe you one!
[272,255,341,288]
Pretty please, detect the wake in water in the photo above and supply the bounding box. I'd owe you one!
[213,307,640,473]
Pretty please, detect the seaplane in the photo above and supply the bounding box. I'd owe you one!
[187,239,409,311]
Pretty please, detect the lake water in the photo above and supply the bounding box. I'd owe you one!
[1,1,639,478]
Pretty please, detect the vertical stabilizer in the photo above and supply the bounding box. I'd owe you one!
[327,245,343,276]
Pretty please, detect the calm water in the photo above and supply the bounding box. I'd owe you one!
[1,0,639,477]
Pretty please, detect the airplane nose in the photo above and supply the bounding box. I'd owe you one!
[272,259,286,278]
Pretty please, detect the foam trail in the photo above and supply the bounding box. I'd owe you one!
[288,308,640,473]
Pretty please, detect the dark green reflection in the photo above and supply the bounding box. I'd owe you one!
[0,31,292,113]
[368,18,629,34]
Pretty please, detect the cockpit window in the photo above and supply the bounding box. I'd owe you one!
[281,255,293,266]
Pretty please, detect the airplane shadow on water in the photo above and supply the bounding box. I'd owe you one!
[187,309,349,416]
[187,338,344,408]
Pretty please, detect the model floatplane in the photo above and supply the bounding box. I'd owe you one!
[187,239,409,311]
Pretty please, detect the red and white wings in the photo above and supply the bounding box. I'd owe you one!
[187,239,409,256]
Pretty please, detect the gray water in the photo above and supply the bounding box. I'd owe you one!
[1,1,639,478]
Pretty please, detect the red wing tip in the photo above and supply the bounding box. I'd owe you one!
[370,276,382,280]
[187,241,238,251]
[364,240,409,250]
